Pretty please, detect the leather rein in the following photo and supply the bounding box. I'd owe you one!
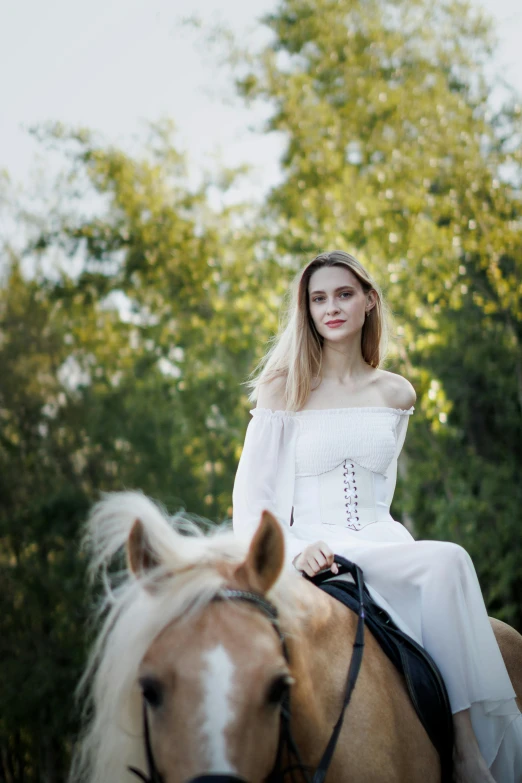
[128,557,366,783]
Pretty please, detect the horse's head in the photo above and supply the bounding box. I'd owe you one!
[130,511,290,783]
[72,493,296,783]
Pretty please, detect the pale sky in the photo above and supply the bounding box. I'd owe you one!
[0,0,521,204]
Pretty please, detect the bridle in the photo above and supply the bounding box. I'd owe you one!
[129,557,366,783]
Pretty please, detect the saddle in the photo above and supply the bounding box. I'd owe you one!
[308,556,454,783]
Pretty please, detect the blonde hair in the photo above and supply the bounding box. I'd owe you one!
[248,250,389,412]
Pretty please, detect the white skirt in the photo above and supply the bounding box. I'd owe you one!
[290,485,522,781]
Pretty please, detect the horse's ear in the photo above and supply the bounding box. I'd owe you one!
[127,518,162,578]
[235,511,285,594]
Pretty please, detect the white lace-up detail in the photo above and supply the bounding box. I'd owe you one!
[343,460,361,530]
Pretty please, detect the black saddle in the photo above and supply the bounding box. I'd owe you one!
[308,556,454,783]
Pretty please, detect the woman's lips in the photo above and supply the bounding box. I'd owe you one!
[325,320,346,328]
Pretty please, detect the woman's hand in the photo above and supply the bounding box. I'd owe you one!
[293,541,339,577]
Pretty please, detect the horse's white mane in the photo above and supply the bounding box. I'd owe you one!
[69,491,296,783]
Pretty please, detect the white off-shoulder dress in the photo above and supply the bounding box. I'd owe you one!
[232,406,522,782]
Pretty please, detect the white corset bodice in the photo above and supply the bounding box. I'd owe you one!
[291,407,413,532]
[233,405,414,559]
[294,407,404,477]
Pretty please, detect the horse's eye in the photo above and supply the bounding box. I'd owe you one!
[139,676,164,709]
[266,675,293,706]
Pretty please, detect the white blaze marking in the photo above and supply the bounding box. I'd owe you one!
[200,644,237,772]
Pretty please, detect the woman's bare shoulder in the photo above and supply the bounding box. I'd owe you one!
[375,370,416,410]
[256,374,287,411]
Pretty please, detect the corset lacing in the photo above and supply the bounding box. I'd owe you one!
[343,460,361,530]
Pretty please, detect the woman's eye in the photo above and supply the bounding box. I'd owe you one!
[311,293,352,302]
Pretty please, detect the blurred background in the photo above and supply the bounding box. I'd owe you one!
[1,0,521,779]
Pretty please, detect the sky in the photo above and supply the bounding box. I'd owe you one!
[0,0,521,205]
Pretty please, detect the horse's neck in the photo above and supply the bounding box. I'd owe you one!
[279,580,440,782]
[283,580,357,724]
[288,579,352,644]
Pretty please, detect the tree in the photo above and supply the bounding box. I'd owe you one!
[234,0,522,624]
[2,0,522,776]
[0,261,91,782]
[0,124,279,780]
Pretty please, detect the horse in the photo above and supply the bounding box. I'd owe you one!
[70,491,522,783]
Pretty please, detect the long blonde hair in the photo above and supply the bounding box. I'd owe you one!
[248,250,389,411]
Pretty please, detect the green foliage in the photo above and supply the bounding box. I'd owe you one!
[236,0,522,621]
[0,265,91,781]
[1,0,521,778]
[0,129,279,780]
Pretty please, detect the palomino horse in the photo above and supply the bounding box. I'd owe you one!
[70,491,522,783]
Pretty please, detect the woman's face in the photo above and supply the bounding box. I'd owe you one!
[308,265,375,342]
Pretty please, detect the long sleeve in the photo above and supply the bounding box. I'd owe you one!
[382,408,414,510]
[232,409,304,566]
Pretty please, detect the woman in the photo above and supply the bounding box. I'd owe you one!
[232,251,522,783]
